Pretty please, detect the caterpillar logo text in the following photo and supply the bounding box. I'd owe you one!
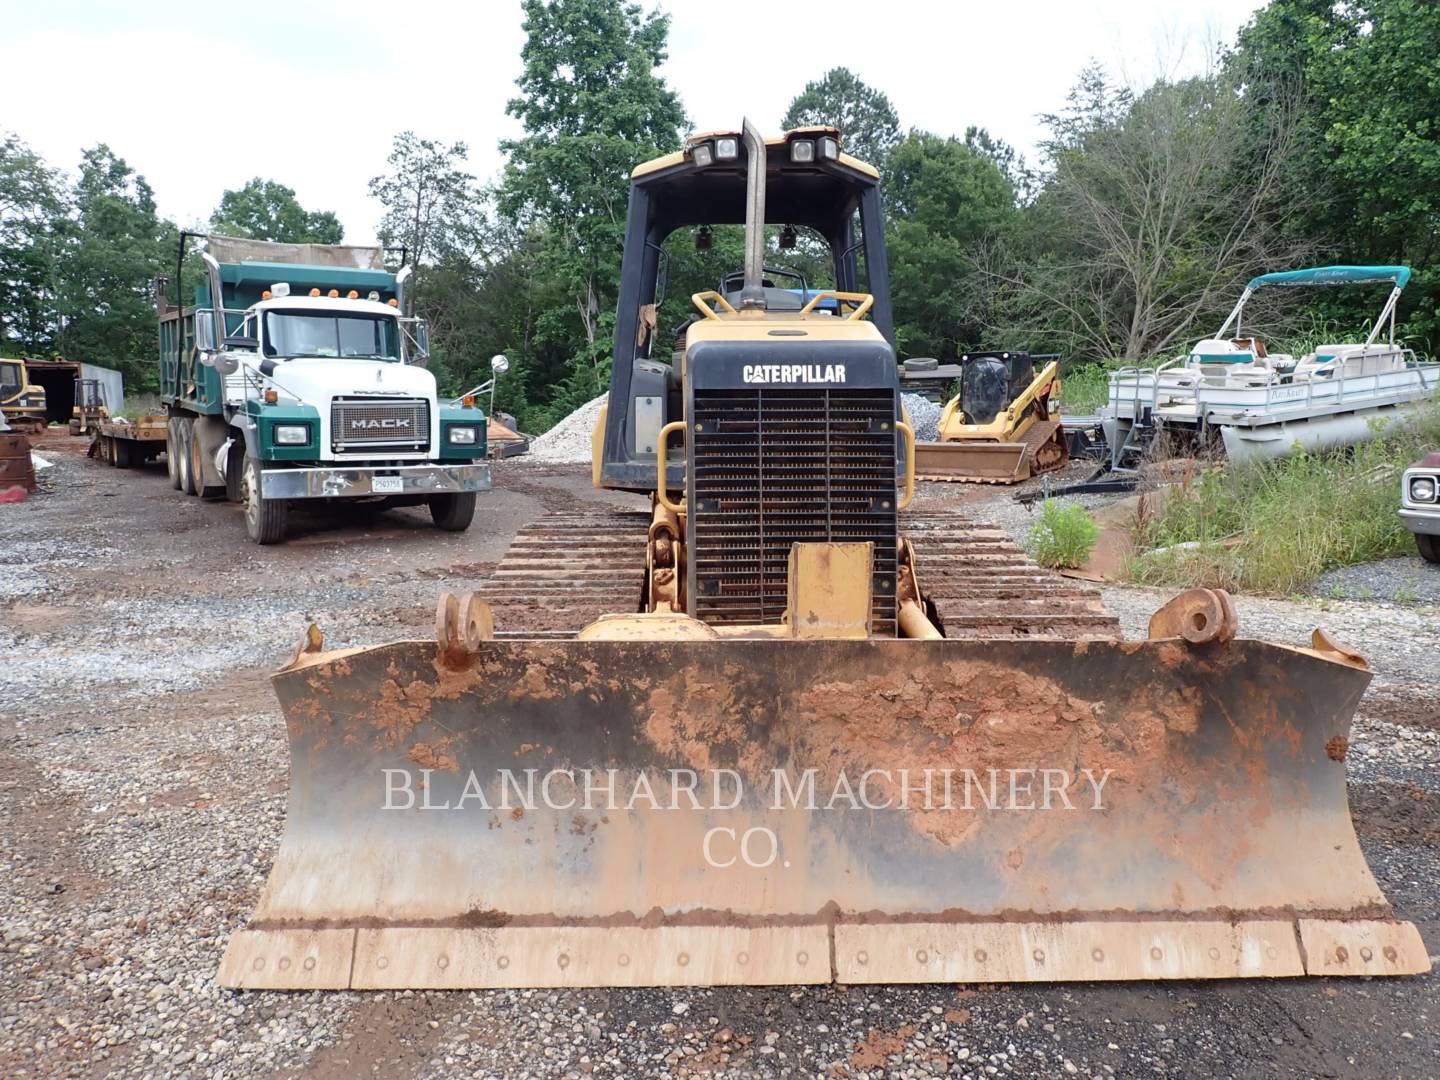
[741,364,847,384]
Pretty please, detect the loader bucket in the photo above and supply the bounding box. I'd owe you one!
[220,610,1429,990]
[916,439,1031,483]
[916,421,1068,484]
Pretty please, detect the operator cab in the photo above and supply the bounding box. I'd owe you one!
[601,124,894,491]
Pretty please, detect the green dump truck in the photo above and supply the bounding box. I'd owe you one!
[156,235,489,543]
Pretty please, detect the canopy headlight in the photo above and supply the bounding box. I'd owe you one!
[714,136,739,161]
[817,136,840,161]
[447,425,478,445]
[273,423,309,446]
[691,142,714,168]
[789,139,815,163]
[1409,475,1438,503]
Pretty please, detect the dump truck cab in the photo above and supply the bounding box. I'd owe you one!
[159,236,490,543]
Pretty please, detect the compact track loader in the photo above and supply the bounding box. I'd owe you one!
[221,121,1428,991]
[915,352,1069,483]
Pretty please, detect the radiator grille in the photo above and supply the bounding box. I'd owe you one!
[330,397,429,452]
[689,388,899,635]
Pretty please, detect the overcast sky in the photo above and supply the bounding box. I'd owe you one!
[3,0,1265,244]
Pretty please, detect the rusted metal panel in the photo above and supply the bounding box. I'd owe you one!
[218,630,1431,988]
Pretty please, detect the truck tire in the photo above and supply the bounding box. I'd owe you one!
[114,438,135,469]
[166,419,182,488]
[242,455,288,544]
[178,421,197,495]
[429,492,476,532]
[1418,534,1440,564]
[225,438,245,503]
[189,419,225,499]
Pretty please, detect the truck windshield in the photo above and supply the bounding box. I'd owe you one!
[263,312,401,361]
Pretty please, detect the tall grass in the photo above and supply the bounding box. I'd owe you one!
[1027,500,1100,569]
[1059,359,1126,414]
[1126,405,1440,594]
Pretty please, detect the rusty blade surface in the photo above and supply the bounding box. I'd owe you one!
[220,635,1431,988]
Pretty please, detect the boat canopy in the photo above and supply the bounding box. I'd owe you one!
[1246,265,1411,291]
[1216,264,1412,347]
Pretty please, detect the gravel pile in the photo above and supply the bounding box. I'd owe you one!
[901,393,942,442]
[524,395,608,465]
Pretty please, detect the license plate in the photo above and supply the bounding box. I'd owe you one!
[372,476,403,494]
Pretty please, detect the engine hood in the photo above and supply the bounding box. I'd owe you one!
[262,358,436,404]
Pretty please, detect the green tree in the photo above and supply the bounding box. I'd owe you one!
[369,133,481,273]
[1232,0,1440,348]
[497,0,687,424]
[884,131,1017,358]
[991,66,1311,361]
[54,145,176,389]
[0,133,66,355]
[209,178,342,244]
[781,67,901,168]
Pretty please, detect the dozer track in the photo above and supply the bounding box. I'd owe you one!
[903,513,1118,640]
[477,510,651,638]
[480,508,1117,640]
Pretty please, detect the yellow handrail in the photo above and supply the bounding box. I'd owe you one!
[798,291,874,321]
[896,421,916,510]
[690,291,738,320]
[655,420,687,514]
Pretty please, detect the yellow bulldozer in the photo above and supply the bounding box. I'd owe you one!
[0,357,48,433]
[915,352,1069,483]
[221,121,1427,991]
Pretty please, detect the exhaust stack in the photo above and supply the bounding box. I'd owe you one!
[740,118,767,311]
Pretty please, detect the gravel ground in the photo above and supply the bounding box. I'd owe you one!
[1310,555,1440,605]
[2,434,1436,1079]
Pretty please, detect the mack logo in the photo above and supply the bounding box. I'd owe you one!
[351,417,411,430]
[742,363,846,384]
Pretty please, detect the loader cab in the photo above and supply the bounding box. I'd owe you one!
[599,126,894,491]
[959,352,1035,425]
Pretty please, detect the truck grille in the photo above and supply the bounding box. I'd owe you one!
[689,388,899,635]
[331,398,429,453]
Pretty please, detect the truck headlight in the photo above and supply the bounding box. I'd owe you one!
[274,424,309,445]
[447,425,478,445]
[1410,476,1438,503]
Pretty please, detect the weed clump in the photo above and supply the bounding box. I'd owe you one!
[1028,500,1100,569]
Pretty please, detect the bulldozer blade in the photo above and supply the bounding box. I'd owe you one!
[220,634,1429,989]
